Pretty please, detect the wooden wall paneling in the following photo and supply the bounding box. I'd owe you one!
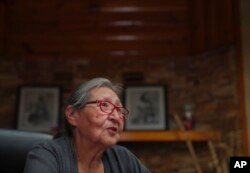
[7,49,191,61]
[96,0,189,12]
[223,0,235,44]
[201,0,215,50]
[6,38,191,56]
[5,0,192,60]
[216,0,231,46]
[8,27,190,39]
[8,1,189,23]
[7,31,190,47]
[5,0,237,60]
[190,0,235,54]
[210,0,234,47]
[9,12,189,34]
[4,0,237,60]
[189,0,206,53]
[0,2,5,54]
[206,0,218,49]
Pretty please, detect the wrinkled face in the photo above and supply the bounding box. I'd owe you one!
[73,87,125,147]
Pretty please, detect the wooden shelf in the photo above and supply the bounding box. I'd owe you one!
[120,130,221,142]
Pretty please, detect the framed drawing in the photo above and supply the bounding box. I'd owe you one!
[123,85,168,130]
[16,86,61,132]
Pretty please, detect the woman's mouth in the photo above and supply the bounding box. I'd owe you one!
[107,127,118,134]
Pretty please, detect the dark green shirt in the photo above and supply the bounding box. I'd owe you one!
[24,135,151,173]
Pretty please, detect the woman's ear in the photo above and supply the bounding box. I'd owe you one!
[65,105,78,126]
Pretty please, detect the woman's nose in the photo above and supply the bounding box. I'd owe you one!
[109,108,120,120]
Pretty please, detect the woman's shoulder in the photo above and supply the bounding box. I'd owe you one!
[25,135,77,173]
[31,135,72,154]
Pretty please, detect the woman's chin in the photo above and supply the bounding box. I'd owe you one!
[101,135,119,147]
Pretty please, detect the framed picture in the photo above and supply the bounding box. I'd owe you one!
[124,85,168,130]
[16,86,61,132]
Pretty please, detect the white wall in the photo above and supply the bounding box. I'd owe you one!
[240,0,250,152]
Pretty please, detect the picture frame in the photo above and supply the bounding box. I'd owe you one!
[16,86,61,132]
[123,85,168,130]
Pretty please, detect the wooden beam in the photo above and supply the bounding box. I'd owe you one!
[120,131,221,142]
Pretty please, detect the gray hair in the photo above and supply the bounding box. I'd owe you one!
[65,77,122,136]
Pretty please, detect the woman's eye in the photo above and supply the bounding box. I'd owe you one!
[101,102,109,107]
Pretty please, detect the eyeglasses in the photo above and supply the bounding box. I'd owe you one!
[85,100,129,119]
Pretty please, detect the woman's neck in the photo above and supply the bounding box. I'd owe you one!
[77,158,104,173]
[72,135,105,173]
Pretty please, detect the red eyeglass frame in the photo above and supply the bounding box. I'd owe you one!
[85,100,129,119]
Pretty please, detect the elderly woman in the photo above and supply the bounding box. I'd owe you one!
[24,77,151,173]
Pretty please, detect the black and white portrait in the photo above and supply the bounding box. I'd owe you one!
[17,86,60,132]
[124,85,167,130]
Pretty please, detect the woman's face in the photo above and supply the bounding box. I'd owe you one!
[74,87,125,147]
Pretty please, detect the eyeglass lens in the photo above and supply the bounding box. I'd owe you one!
[99,101,128,119]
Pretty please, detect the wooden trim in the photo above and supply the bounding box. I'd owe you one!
[120,131,221,142]
[233,0,249,155]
